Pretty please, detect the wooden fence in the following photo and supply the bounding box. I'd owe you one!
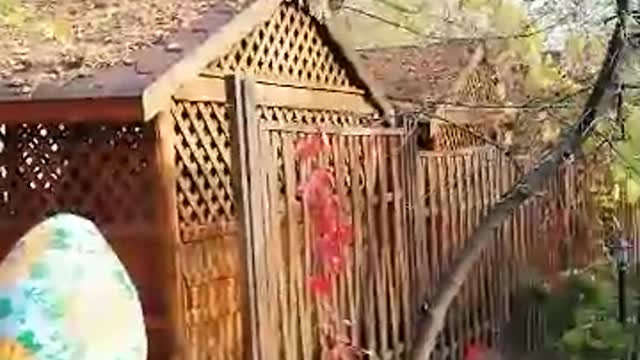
[414,147,599,359]
[235,113,419,359]
[235,117,628,359]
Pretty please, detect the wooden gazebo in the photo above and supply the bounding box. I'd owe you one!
[0,0,390,358]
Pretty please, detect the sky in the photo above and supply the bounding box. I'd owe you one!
[523,0,613,50]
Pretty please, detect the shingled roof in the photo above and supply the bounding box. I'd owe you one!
[358,43,529,107]
[0,0,391,122]
[0,0,252,95]
[358,43,477,104]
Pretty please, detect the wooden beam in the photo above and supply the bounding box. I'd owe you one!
[226,74,262,360]
[174,76,377,114]
[153,109,186,360]
[261,121,404,135]
[0,97,142,124]
[200,70,366,95]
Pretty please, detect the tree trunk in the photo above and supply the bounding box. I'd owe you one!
[410,10,627,359]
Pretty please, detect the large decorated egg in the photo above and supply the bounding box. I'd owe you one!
[0,213,147,359]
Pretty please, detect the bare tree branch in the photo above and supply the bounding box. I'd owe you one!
[398,86,591,110]
[343,4,581,43]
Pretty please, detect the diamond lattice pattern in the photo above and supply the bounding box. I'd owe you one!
[173,98,368,235]
[434,123,487,151]
[0,123,158,227]
[173,100,234,235]
[206,3,360,90]
[456,64,503,105]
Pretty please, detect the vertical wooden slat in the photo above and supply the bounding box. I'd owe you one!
[364,135,379,353]
[227,75,260,360]
[263,128,289,359]
[282,132,302,359]
[389,136,404,356]
[477,149,489,345]
[402,133,416,352]
[450,152,466,359]
[428,156,439,297]
[415,155,428,310]
[469,150,480,341]
[491,151,502,345]
[300,144,315,360]
[471,151,487,346]
[262,128,284,360]
[494,149,504,336]
[504,155,517,329]
[376,135,391,355]
[436,154,455,355]
[155,107,185,360]
[348,135,364,349]
[330,134,346,323]
[464,151,479,341]
[455,153,471,347]
[497,154,509,326]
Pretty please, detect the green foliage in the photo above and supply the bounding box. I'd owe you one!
[459,0,579,99]
[524,56,566,93]
[493,1,528,34]
[608,105,640,204]
[332,0,441,47]
[0,0,27,27]
[564,33,607,75]
[522,265,640,359]
[582,97,640,206]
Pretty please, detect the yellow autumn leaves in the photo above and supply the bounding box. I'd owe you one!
[0,338,34,360]
[460,0,582,96]
[1,0,73,43]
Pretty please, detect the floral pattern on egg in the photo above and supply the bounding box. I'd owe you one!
[0,213,147,360]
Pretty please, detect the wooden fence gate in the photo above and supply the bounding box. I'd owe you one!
[230,76,419,360]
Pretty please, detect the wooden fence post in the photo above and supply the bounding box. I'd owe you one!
[226,74,263,360]
[154,107,187,360]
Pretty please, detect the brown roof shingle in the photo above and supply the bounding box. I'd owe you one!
[358,43,479,104]
[358,43,535,107]
[0,0,251,99]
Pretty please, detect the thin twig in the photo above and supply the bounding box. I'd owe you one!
[344,4,582,43]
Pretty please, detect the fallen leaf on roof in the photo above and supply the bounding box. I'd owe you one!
[0,0,249,94]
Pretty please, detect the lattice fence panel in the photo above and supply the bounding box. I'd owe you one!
[206,3,360,90]
[172,100,234,236]
[172,98,243,360]
[456,64,503,105]
[433,123,487,151]
[0,122,169,359]
[0,123,158,227]
[258,106,365,126]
